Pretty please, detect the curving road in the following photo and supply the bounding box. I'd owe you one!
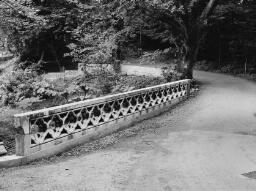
[1,71,256,191]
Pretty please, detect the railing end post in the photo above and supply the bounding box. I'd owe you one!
[186,80,191,98]
[14,116,30,135]
[14,116,31,156]
[15,134,31,156]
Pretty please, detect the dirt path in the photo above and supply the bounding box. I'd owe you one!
[1,71,256,191]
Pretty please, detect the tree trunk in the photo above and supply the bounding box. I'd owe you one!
[185,45,199,79]
[49,43,63,72]
[185,30,202,79]
[185,58,194,79]
[36,50,45,66]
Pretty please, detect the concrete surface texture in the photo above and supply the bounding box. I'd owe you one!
[1,70,256,191]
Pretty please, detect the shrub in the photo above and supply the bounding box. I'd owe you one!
[220,65,233,73]
[77,71,118,96]
[161,66,183,82]
[139,48,175,64]
[0,69,60,106]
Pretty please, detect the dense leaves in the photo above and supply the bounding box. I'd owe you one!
[0,0,80,72]
[199,1,256,74]
[0,0,255,76]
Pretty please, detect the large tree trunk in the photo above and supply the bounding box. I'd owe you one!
[185,44,200,79]
[49,43,63,72]
[185,58,194,79]
[183,0,220,79]
[185,28,202,79]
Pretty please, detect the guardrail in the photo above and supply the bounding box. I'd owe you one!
[12,79,191,162]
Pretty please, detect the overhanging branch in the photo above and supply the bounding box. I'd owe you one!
[200,0,220,21]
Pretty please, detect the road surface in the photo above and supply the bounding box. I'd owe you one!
[1,71,256,191]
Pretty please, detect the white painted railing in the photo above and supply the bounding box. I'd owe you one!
[13,79,191,160]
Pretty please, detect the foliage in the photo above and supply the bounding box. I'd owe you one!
[1,0,255,79]
[199,1,256,74]
[113,75,166,93]
[0,69,60,106]
[75,0,249,78]
[0,0,80,71]
[68,0,186,71]
[140,49,174,64]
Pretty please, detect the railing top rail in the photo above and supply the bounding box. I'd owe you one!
[14,79,190,119]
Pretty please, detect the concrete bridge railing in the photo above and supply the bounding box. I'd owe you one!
[1,79,191,166]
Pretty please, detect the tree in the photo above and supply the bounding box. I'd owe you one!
[200,0,256,73]
[0,0,80,72]
[113,0,252,78]
[161,0,255,78]
[178,0,220,78]
[1,0,253,78]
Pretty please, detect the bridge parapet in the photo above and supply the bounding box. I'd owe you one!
[13,79,191,161]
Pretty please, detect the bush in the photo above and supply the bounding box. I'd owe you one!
[220,65,233,73]
[161,66,184,82]
[77,71,118,96]
[0,69,60,106]
[195,60,220,71]
[140,49,173,64]
[113,75,166,93]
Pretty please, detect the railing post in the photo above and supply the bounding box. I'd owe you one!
[15,135,31,156]
[14,116,31,156]
[187,80,191,98]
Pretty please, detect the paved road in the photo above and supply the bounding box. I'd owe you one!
[1,71,256,191]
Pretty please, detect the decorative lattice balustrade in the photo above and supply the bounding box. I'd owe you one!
[14,79,191,159]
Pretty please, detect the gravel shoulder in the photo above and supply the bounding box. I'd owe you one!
[1,70,256,191]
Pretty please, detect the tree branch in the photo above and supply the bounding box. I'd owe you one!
[37,50,45,66]
[200,0,220,21]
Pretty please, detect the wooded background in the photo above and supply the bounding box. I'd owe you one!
[0,0,255,77]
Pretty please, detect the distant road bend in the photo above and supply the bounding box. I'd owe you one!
[1,70,256,191]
